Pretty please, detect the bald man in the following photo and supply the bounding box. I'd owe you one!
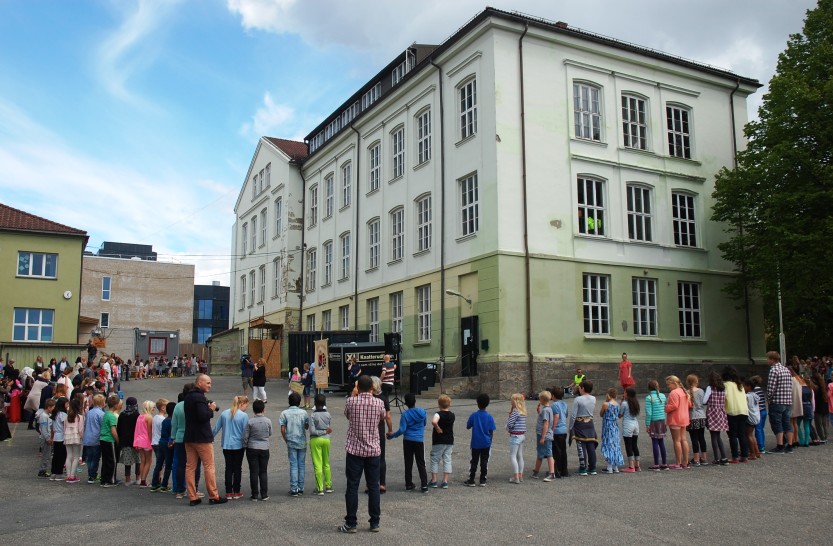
[184,374,226,506]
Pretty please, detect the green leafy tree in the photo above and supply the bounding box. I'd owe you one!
[712,0,833,357]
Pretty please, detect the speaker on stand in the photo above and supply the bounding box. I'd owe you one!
[383,332,404,411]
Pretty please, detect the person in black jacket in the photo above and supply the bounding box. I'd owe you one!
[184,374,226,506]
[252,359,267,404]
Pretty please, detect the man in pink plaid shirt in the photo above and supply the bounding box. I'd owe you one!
[340,375,386,533]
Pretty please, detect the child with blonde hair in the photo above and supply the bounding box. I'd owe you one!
[531,391,555,482]
[600,388,624,473]
[214,395,250,499]
[134,400,155,487]
[686,375,708,466]
[506,393,527,484]
[430,394,455,488]
[665,376,691,469]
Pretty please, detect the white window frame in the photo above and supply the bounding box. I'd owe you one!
[322,309,332,331]
[368,143,381,193]
[577,176,606,237]
[102,276,111,301]
[308,185,318,227]
[361,83,381,110]
[250,216,257,253]
[416,194,431,252]
[632,278,657,336]
[12,308,54,342]
[325,174,334,218]
[265,163,271,188]
[627,185,653,242]
[622,94,648,150]
[248,270,255,307]
[390,207,404,262]
[459,78,477,140]
[340,232,351,280]
[274,198,282,237]
[17,252,58,279]
[323,240,333,286]
[573,82,602,142]
[239,275,246,309]
[306,248,317,292]
[672,192,697,247]
[100,312,110,329]
[258,265,266,303]
[307,314,316,332]
[260,209,267,246]
[417,109,431,164]
[417,284,431,342]
[582,274,610,335]
[678,281,702,338]
[272,257,281,298]
[392,127,404,179]
[368,297,379,342]
[666,104,692,159]
[341,163,352,208]
[241,223,247,255]
[390,291,403,334]
[368,219,380,269]
[460,174,479,237]
[340,305,350,330]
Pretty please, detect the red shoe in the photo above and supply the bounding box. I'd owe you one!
[727,459,740,464]
[621,467,636,473]
[234,492,244,499]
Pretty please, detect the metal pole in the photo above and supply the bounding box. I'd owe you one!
[777,272,786,360]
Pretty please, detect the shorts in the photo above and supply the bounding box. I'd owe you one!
[769,404,792,434]
[536,435,553,459]
[242,376,253,391]
[430,444,453,474]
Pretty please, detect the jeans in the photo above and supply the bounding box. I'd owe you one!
[769,403,792,435]
[402,439,427,489]
[430,443,453,474]
[577,440,597,471]
[39,438,53,473]
[223,448,245,494]
[172,442,200,493]
[755,409,768,450]
[246,448,270,498]
[469,447,490,482]
[344,453,381,529]
[814,413,828,441]
[508,435,525,475]
[151,443,172,488]
[85,444,101,480]
[287,447,306,492]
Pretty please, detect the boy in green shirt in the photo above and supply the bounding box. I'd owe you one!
[100,396,120,487]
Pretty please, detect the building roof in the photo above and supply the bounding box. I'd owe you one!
[0,202,87,237]
[263,137,308,161]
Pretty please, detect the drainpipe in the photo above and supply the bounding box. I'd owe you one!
[298,163,306,332]
[430,58,446,392]
[518,23,534,393]
[350,125,361,330]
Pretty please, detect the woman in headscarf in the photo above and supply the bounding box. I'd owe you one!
[117,397,141,485]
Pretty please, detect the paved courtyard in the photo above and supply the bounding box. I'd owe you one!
[1,376,830,545]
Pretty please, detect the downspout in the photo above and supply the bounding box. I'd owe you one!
[350,125,361,330]
[298,162,306,332]
[729,80,753,363]
[430,58,446,392]
[519,23,534,392]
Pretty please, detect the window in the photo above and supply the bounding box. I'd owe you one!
[102,276,111,301]
[340,305,350,330]
[666,105,692,159]
[622,95,647,150]
[250,216,257,252]
[577,177,605,236]
[417,285,431,342]
[573,83,602,141]
[324,174,334,218]
[390,292,403,334]
[258,265,266,303]
[340,232,351,280]
[322,310,332,331]
[100,312,110,329]
[241,223,248,255]
[392,127,404,179]
[13,308,54,342]
[274,198,283,237]
[252,175,257,199]
[248,270,255,306]
[368,143,381,192]
[265,163,270,188]
[306,248,317,292]
[678,281,702,337]
[417,109,431,164]
[307,314,316,332]
[672,192,697,247]
[460,79,477,139]
[627,185,653,242]
[260,209,267,246]
[368,219,380,269]
[195,327,212,344]
[416,195,431,252]
[197,299,213,320]
[582,274,610,335]
[18,252,58,278]
[460,174,479,236]
[239,275,246,309]
[390,207,404,262]
[632,278,657,336]
[308,185,318,227]
[392,57,412,86]
[361,83,381,109]
[149,337,167,355]
[323,241,333,286]
[368,298,379,342]
[272,258,282,297]
[341,163,352,208]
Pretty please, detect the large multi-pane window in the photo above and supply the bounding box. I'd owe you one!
[627,185,653,242]
[272,257,281,297]
[672,192,697,247]
[260,209,267,246]
[340,305,350,330]
[323,241,333,286]
[416,195,431,252]
[274,198,282,237]
[197,300,213,320]
[340,232,351,280]
[239,275,246,309]
[392,127,404,179]
[678,282,702,337]
[17,252,58,278]
[307,314,316,332]
[368,219,380,269]
[417,285,431,342]
[582,274,610,335]
[308,185,318,227]
[13,308,54,342]
[577,177,605,236]
[622,95,647,150]
[574,83,602,141]
[306,248,317,292]
[250,216,257,252]
[459,174,479,237]
[322,309,332,331]
[390,207,404,261]
[102,276,111,300]
[666,105,692,159]
[368,144,381,192]
[341,163,352,208]
[325,175,334,218]
[241,223,247,255]
[258,265,266,303]
[459,79,477,139]
[632,278,657,336]
[368,298,379,342]
[417,109,431,164]
[390,291,403,334]
[248,270,255,306]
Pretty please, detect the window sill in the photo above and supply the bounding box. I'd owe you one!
[338,277,350,283]
[413,159,431,172]
[365,266,379,274]
[620,145,654,156]
[339,205,351,213]
[413,341,431,347]
[388,175,404,185]
[665,155,701,166]
[412,249,431,258]
[455,233,477,243]
[272,234,282,241]
[321,282,332,289]
[366,188,380,198]
[307,224,317,230]
[575,233,608,240]
[15,276,57,280]
[455,134,476,148]
[570,137,607,147]
[387,258,403,266]
[323,214,332,222]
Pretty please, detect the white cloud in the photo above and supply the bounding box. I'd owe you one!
[239,92,294,138]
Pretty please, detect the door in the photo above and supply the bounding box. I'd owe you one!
[460,315,479,377]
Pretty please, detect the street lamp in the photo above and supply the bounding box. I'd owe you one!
[445,289,472,306]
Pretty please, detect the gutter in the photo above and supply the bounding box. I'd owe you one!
[298,164,306,332]
[430,58,447,392]
[350,125,361,330]
[519,23,534,392]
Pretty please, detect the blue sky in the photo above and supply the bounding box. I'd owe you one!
[0,0,817,285]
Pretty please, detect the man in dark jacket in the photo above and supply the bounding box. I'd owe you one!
[184,374,226,506]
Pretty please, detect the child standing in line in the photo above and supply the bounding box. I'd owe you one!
[244,399,273,501]
[429,394,455,489]
[388,393,428,492]
[645,380,668,471]
[99,395,121,487]
[549,387,569,478]
[465,393,496,487]
[531,391,556,482]
[704,371,729,465]
[600,388,624,473]
[36,399,56,478]
[505,393,526,484]
[618,387,641,472]
[279,392,309,496]
[309,393,334,496]
[743,379,761,459]
[63,397,85,483]
[686,375,708,466]
[750,375,768,453]
[49,397,69,481]
[567,381,598,476]
[150,399,171,492]
[83,394,106,483]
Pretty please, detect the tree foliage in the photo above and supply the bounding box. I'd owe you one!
[712,0,833,356]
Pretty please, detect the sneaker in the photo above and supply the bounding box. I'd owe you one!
[421,486,429,493]
[87,478,97,484]
[719,459,728,466]
[530,472,540,479]
[196,492,205,498]
[542,474,554,482]
[101,482,115,488]
[50,474,63,481]
[189,499,202,506]
[649,465,661,471]
[785,446,794,454]
[37,471,49,478]
[250,496,259,501]
[578,469,589,476]
[660,466,669,471]
[338,525,357,534]
[405,485,416,491]
[699,460,709,466]
[159,487,170,492]
[771,445,785,453]
[234,492,244,499]
[66,477,80,483]
[226,493,234,500]
[260,496,270,501]
[325,488,334,493]
[289,490,300,497]
[316,490,325,496]
[478,480,487,487]
[176,493,185,499]
[150,486,161,492]
[667,464,682,470]
[508,477,520,484]
[428,481,438,488]
[601,469,614,474]
[727,459,740,464]
[441,482,448,489]
[463,479,477,487]
[621,467,636,473]
[209,497,228,505]
[589,469,598,475]
[370,526,380,533]
[79,458,85,466]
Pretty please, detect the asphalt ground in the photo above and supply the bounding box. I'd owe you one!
[1,376,831,545]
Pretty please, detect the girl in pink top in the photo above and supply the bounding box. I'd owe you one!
[665,375,691,469]
[134,400,154,487]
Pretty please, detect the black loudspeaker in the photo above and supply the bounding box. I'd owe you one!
[384,332,401,354]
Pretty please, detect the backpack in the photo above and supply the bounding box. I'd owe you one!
[240,357,248,372]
